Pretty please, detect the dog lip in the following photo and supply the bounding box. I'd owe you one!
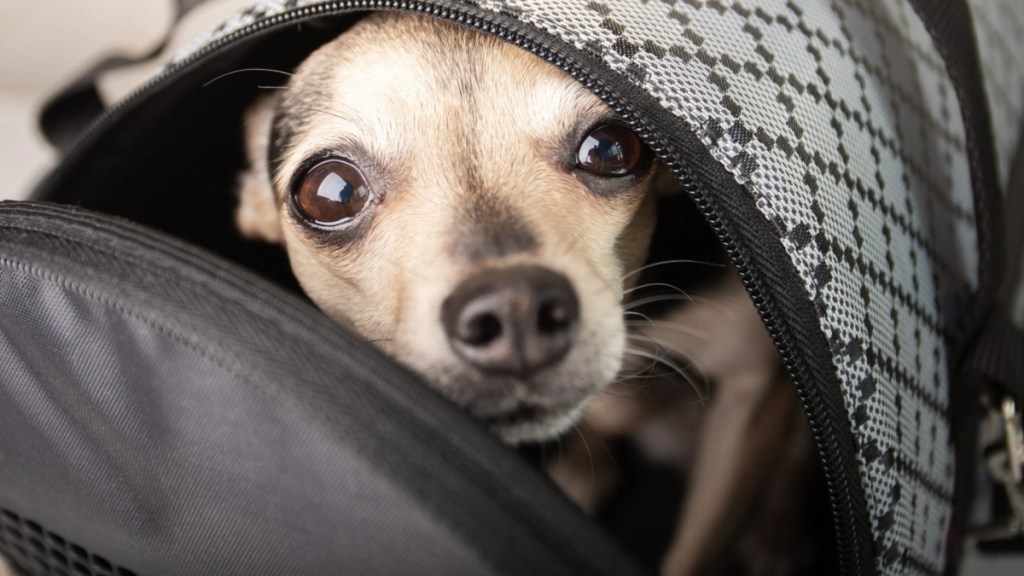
[484,403,541,426]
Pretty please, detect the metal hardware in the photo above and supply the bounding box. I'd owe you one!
[968,395,1024,549]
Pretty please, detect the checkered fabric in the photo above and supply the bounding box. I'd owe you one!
[169,1,1024,573]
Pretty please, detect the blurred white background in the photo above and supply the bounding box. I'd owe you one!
[0,1,1021,575]
[0,0,252,200]
[0,1,172,199]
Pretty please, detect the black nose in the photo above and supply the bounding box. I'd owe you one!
[442,266,579,377]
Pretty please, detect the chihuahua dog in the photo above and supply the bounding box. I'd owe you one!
[236,11,671,444]
[236,12,820,576]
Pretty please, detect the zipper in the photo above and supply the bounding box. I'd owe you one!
[681,173,870,576]
[39,2,873,574]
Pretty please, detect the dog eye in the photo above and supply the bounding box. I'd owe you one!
[292,159,371,226]
[576,124,645,176]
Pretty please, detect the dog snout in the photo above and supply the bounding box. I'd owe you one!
[442,266,579,377]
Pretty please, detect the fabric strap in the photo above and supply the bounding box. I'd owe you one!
[904,0,1006,306]
[903,0,1024,566]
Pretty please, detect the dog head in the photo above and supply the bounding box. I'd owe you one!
[236,12,680,443]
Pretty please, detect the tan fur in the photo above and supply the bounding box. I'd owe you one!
[237,13,668,443]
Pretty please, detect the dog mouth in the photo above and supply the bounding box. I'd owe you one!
[477,398,590,444]
[483,403,544,428]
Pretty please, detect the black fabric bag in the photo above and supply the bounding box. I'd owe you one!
[0,202,647,576]
[2,1,1023,575]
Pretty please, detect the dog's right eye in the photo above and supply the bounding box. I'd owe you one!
[576,124,646,177]
[292,159,371,227]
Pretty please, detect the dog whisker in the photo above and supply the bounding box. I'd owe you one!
[614,363,668,380]
[620,258,724,282]
[572,424,596,483]
[623,293,697,310]
[622,309,657,326]
[602,367,660,391]
[617,345,688,383]
[623,292,740,313]
[623,347,707,404]
[624,319,710,340]
[622,281,692,297]
[202,67,294,88]
[626,331,711,383]
[580,419,623,479]
[604,363,683,407]
[624,333,687,363]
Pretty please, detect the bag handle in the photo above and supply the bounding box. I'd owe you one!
[903,0,1024,565]
[904,0,1006,325]
[39,0,213,152]
[952,132,1024,562]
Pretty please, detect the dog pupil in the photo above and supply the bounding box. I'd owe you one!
[298,159,370,224]
[578,125,639,176]
[580,134,623,173]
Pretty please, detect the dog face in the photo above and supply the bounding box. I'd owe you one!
[237,12,679,443]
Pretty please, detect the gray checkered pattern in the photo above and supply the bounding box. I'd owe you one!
[167,1,1024,573]
[168,0,289,65]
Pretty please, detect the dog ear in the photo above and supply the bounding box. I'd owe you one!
[236,93,284,243]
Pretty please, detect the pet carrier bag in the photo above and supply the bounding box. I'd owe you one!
[2,0,1023,575]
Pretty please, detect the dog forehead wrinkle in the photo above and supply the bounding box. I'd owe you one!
[271,101,410,204]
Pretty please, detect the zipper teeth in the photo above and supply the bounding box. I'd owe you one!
[49,2,867,574]
[469,17,868,576]
[682,174,865,576]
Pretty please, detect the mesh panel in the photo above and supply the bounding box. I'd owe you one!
[0,508,137,576]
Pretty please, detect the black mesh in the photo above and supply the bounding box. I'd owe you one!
[0,508,136,576]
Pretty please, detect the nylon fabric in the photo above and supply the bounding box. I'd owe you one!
[0,203,646,576]
[0,241,492,576]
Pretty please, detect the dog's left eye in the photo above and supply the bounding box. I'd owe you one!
[292,159,371,227]
[576,124,645,176]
